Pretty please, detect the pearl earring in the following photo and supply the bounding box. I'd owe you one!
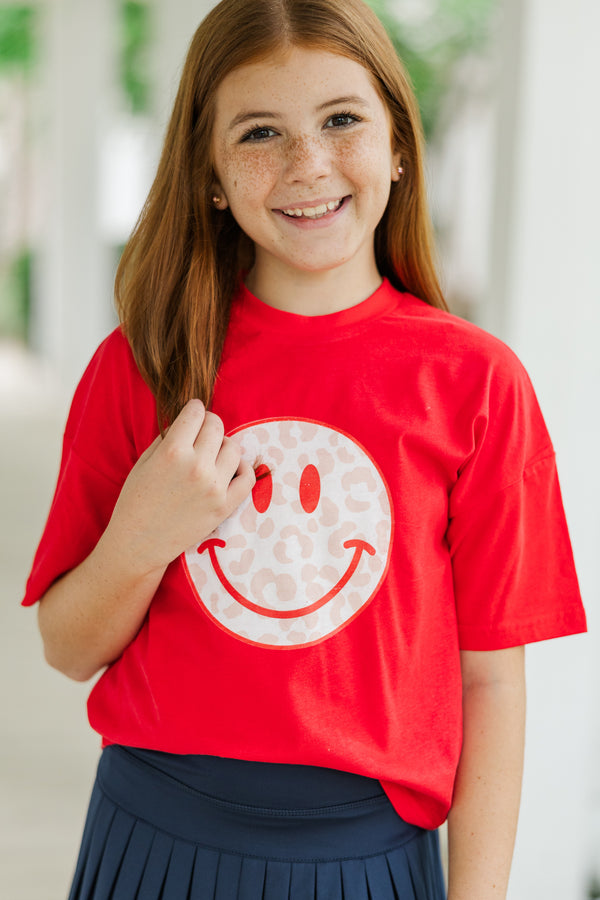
[397,166,404,176]
[212,196,221,206]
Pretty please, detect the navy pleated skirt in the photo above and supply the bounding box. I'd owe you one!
[68,745,446,899]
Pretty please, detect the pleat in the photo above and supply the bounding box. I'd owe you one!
[315,861,343,899]
[339,859,368,900]
[92,808,136,898]
[160,841,197,899]
[110,821,155,897]
[410,830,445,899]
[364,854,396,898]
[238,857,267,900]
[406,842,430,898]
[289,862,316,900]
[68,782,104,900]
[263,860,292,900]
[135,831,174,900]
[69,793,117,900]
[386,845,419,900]
[214,851,242,900]
[189,846,220,900]
[388,833,446,900]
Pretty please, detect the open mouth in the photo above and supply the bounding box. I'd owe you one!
[280,197,348,220]
[198,536,375,619]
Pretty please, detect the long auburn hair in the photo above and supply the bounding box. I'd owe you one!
[115,0,447,426]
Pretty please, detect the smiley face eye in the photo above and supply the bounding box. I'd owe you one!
[299,464,321,513]
[252,464,273,513]
[252,463,321,514]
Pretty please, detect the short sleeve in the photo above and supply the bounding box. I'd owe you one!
[446,343,586,649]
[22,329,158,607]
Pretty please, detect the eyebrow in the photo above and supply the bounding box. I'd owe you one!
[227,95,370,131]
[317,95,370,112]
[229,111,278,130]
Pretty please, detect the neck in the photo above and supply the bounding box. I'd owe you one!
[244,259,383,317]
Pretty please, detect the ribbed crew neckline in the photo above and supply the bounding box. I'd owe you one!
[231,277,401,339]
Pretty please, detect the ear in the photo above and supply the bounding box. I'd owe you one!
[391,151,403,182]
[210,186,229,211]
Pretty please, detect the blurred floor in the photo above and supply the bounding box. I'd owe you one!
[1,342,100,899]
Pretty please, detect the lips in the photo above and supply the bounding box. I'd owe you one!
[279,197,346,219]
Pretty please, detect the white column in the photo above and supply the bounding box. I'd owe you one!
[152,0,216,136]
[31,0,119,391]
[487,1,600,897]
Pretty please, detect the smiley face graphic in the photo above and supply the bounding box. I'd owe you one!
[183,419,393,647]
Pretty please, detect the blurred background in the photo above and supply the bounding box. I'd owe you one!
[1,0,598,897]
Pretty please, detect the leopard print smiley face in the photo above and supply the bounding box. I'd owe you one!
[183,419,393,647]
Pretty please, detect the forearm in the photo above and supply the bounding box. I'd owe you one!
[37,524,166,682]
[447,647,526,900]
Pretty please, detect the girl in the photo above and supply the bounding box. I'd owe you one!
[24,0,586,898]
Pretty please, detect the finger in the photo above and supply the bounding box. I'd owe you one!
[214,436,242,481]
[163,399,206,448]
[192,410,226,457]
[225,459,256,509]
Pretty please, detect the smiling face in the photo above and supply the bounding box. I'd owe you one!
[184,419,393,647]
[211,46,401,297]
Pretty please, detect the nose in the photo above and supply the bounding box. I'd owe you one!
[283,134,332,185]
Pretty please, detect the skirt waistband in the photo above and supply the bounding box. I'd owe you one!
[98,746,425,862]
[123,745,385,809]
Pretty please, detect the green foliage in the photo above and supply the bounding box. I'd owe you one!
[0,250,31,340]
[588,876,600,899]
[367,0,496,136]
[0,3,152,108]
[0,5,37,74]
[121,0,151,114]
[0,6,36,338]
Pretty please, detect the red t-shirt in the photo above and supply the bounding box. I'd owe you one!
[23,279,586,829]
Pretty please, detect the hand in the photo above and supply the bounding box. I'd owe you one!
[106,399,255,576]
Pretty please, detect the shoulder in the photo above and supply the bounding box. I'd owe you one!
[65,327,157,455]
[387,288,532,390]
[70,327,149,402]
[382,288,550,459]
[77,326,141,384]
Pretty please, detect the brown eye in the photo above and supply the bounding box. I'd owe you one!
[299,464,320,513]
[252,464,272,513]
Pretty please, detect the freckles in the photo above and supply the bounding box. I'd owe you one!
[287,134,321,170]
[219,146,279,197]
[247,155,279,183]
[337,131,391,181]
[334,139,357,167]
[335,146,369,183]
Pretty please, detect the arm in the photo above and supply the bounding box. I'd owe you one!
[37,400,255,682]
[447,646,526,900]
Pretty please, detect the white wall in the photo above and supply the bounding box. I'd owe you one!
[153,0,214,132]
[31,0,120,390]
[487,1,600,895]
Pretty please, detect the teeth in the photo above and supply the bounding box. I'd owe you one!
[282,199,342,218]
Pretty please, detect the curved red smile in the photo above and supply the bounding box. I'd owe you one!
[198,538,375,619]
